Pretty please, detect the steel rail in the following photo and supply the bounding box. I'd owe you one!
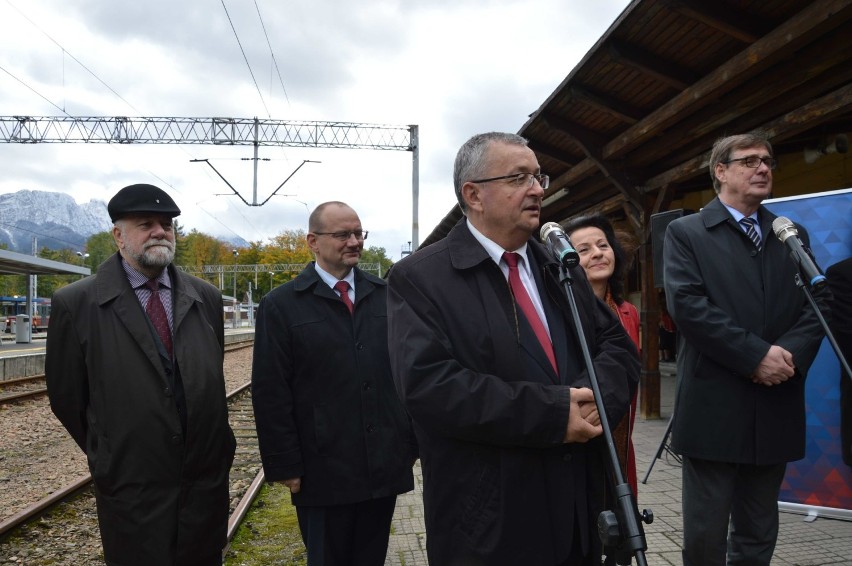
[0,364,255,541]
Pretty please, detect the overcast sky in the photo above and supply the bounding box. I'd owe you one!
[1,0,631,260]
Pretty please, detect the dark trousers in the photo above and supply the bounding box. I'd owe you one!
[296,496,397,566]
[682,456,787,566]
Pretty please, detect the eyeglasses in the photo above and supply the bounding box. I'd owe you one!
[723,155,778,170]
[313,230,369,241]
[470,172,550,190]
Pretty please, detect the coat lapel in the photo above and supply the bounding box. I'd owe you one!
[95,254,169,382]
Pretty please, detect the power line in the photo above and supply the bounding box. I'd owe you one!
[254,0,290,106]
[4,0,141,115]
[0,220,87,249]
[2,3,255,245]
[221,0,271,118]
[0,64,69,116]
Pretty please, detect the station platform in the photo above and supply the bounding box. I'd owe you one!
[384,366,852,566]
[0,327,255,381]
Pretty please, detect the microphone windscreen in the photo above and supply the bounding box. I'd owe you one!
[540,222,561,242]
[771,216,797,242]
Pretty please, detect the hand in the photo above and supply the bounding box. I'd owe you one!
[564,387,603,443]
[751,345,795,386]
[282,477,301,494]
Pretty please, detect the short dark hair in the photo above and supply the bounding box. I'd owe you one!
[562,213,630,305]
[709,131,773,193]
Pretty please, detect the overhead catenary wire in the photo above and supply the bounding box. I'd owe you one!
[2,1,257,245]
[253,0,290,106]
[221,0,271,119]
[4,0,141,115]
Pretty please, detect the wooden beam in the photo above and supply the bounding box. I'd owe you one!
[551,0,852,189]
[541,113,645,209]
[667,0,771,43]
[527,140,577,168]
[642,81,852,190]
[608,39,697,91]
[570,86,642,125]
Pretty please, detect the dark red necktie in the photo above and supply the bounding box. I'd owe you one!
[145,279,173,357]
[334,280,354,315]
[503,252,557,373]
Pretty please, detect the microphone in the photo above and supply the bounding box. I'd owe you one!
[540,222,580,268]
[771,216,827,290]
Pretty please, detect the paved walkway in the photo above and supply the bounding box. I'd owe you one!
[384,366,852,565]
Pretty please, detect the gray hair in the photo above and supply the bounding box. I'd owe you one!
[453,132,529,212]
[708,131,773,193]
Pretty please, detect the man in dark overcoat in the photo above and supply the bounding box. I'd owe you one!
[46,183,236,566]
[387,132,639,565]
[251,201,416,565]
[663,132,827,565]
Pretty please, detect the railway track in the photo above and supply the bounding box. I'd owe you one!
[0,374,48,404]
[0,343,262,564]
[0,339,254,407]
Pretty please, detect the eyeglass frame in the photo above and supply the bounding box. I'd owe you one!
[722,155,778,170]
[311,230,369,242]
[469,172,550,190]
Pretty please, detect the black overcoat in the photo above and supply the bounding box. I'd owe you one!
[46,253,236,566]
[387,220,639,565]
[251,263,416,506]
[663,197,826,464]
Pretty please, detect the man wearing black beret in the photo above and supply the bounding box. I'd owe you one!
[46,183,236,566]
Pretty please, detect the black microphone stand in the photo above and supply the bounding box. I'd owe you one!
[795,273,852,384]
[555,263,652,566]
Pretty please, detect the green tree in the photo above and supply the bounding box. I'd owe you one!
[360,246,393,277]
[85,231,117,272]
[259,230,313,285]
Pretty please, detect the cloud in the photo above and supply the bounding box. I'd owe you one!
[0,0,630,259]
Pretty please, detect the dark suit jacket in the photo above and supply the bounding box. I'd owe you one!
[387,220,639,566]
[251,262,416,506]
[663,197,826,464]
[827,257,852,466]
[46,253,236,566]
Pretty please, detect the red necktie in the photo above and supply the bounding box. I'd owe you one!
[145,279,173,357]
[334,280,354,315]
[503,252,557,373]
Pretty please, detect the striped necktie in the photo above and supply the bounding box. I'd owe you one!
[740,217,762,251]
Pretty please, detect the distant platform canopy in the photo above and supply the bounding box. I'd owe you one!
[0,249,91,277]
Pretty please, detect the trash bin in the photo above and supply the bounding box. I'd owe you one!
[15,315,30,343]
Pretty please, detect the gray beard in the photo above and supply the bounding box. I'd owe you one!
[134,242,175,269]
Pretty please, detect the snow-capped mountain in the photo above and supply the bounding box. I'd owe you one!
[0,190,112,252]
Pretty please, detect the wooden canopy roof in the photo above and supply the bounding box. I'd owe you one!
[423,0,852,245]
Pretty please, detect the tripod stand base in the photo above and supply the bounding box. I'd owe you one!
[641,414,681,484]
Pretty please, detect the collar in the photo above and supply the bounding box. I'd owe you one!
[720,200,759,224]
[314,262,356,293]
[466,218,532,277]
[122,258,171,289]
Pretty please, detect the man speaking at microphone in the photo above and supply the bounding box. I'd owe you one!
[663,132,827,565]
[387,131,639,565]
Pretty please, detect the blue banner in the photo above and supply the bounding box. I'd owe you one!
[765,188,852,513]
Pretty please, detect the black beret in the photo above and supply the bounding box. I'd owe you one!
[108,184,181,222]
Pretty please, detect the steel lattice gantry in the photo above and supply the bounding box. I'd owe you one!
[0,116,422,247]
[0,116,413,149]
